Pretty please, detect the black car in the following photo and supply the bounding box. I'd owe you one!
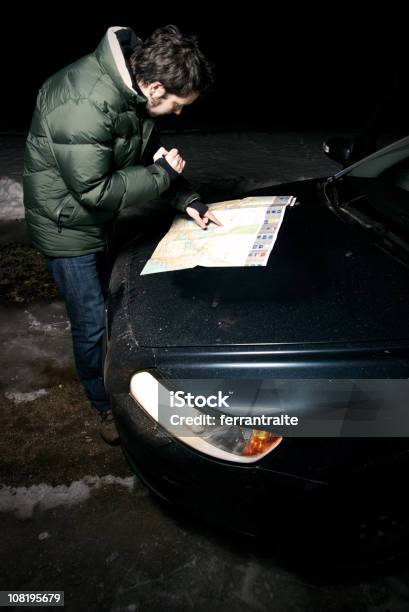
[105,136,409,564]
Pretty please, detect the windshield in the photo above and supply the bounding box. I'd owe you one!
[336,135,409,180]
[334,173,409,241]
[324,137,409,244]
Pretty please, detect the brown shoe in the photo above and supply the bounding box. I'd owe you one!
[98,409,120,446]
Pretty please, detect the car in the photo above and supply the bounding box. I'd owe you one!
[104,135,409,566]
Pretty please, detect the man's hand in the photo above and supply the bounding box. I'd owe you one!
[154,147,186,180]
[165,148,186,174]
[153,147,168,162]
[186,205,223,230]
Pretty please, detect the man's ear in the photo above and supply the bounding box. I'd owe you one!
[148,81,167,100]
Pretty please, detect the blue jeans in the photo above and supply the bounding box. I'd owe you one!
[45,253,110,413]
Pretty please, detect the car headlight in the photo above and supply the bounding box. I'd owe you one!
[130,371,282,464]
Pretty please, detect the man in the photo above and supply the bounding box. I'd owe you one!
[23,24,221,445]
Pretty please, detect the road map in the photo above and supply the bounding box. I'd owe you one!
[141,195,296,275]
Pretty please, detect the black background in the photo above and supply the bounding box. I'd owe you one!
[1,7,407,134]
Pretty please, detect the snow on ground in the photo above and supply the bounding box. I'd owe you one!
[5,388,48,404]
[24,308,71,333]
[0,133,26,220]
[0,475,136,519]
[0,176,24,220]
[0,303,74,395]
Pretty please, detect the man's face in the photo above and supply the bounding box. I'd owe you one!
[142,82,199,117]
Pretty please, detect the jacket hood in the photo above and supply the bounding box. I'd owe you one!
[95,26,146,103]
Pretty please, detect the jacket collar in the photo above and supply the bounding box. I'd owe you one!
[95,26,147,106]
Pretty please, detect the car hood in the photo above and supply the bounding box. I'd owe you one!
[124,192,409,348]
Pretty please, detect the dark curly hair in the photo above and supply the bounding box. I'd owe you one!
[129,25,214,97]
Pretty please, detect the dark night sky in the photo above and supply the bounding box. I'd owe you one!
[1,8,407,133]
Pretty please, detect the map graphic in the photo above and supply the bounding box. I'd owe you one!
[141,196,296,275]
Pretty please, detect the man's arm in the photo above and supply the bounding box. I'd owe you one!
[44,99,172,212]
[146,125,202,212]
[148,127,222,228]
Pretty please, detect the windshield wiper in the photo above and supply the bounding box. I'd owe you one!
[339,204,409,255]
[338,204,387,234]
[320,177,409,261]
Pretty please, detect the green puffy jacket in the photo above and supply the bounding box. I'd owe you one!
[23,26,200,257]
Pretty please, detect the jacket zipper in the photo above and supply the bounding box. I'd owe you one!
[54,201,67,234]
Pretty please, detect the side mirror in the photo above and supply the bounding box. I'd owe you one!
[323,133,377,168]
[322,136,355,167]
